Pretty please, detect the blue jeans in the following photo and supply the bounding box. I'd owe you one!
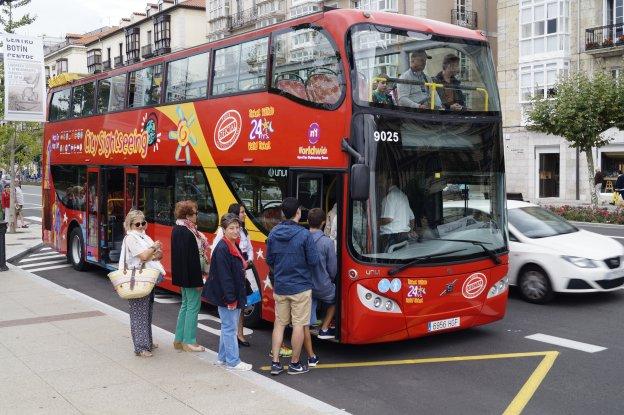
[217,306,241,367]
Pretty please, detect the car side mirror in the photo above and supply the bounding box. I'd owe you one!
[350,164,369,201]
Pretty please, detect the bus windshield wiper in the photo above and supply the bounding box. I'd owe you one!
[388,249,467,276]
[430,238,501,265]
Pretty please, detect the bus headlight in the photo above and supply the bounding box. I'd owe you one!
[357,284,401,314]
[487,276,509,298]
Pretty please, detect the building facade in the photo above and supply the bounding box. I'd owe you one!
[44,0,206,81]
[499,0,624,202]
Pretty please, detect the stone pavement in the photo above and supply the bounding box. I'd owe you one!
[0,224,346,415]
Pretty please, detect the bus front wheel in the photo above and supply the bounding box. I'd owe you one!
[68,227,87,271]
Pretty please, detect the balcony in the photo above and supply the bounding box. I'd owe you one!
[585,22,624,57]
[102,60,111,70]
[257,0,286,19]
[451,9,478,30]
[114,56,124,68]
[87,63,102,74]
[230,7,258,30]
[141,44,154,58]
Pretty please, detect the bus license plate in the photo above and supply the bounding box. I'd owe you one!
[427,317,460,332]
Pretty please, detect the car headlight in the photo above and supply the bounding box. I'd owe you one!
[487,276,509,298]
[561,256,598,268]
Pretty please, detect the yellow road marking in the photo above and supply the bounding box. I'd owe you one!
[261,351,559,415]
[503,351,559,415]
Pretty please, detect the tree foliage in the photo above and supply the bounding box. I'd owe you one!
[526,71,624,204]
[0,0,36,33]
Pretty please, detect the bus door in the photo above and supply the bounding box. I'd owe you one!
[293,173,324,225]
[85,167,100,262]
[124,167,138,214]
[103,167,125,264]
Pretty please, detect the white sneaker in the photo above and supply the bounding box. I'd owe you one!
[214,360,226,366]
[228,361,252,371]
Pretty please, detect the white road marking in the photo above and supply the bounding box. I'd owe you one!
[197,313,253,336]
[39,247,53,252]
[154,297,181,304]
[25,216,42,222]
[29,251,63,258]
[23,204,42,208]
[21,259,68,269]
[526,333,607,353]
[603,235,624,239]
[19,254,65,263]
[22,192,41,196]
[24,263,73,273]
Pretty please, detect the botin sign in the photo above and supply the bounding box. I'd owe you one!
[214,110,242,151]
[462,273,487,299]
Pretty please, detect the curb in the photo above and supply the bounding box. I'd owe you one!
[570,221,624,228]
[7,242,45,263]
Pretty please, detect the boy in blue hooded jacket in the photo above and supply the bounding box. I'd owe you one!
[266,197,319,375]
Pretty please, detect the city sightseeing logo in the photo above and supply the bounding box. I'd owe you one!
[298,122,328,160]
[84,129,148,159]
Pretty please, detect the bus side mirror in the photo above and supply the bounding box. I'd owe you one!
[350,164,369,201]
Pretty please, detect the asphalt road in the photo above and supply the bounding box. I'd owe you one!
[10,200,624,415]
[20,184,42,223]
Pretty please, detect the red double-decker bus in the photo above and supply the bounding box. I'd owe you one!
[43,8,508,344]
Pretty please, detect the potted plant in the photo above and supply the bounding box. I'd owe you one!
[602,37,614,47]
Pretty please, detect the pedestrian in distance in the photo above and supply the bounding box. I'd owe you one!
[120,209,166,357]
[171,200,208,353]
[267,197,319,375]
[211,202,254,347]
[594,170,604,195]
[203,213,252,371]
[14,180,27,228]
[303,208,338,367]
[1,184,10,222]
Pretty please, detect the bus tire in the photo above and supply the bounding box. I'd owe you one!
[518,265,553,304]
[68,227,87,271]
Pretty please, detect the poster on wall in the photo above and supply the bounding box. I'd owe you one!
[2,33,46,122]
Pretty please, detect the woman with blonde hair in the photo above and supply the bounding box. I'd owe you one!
[171,200,208,352]
[120,209,165,357]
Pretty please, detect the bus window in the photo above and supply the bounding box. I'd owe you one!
[139,167,173,224]
[220,167,288,232]
[97,74,127,113]
[71,82,95,117]
[128,64,163,108]
[165,52,210,102]
[174,168,218,232]
[50,165,86,211]
[350,25,500,112]
[49,89,71,121]
[212,37,268,95]
[272,28,344,106]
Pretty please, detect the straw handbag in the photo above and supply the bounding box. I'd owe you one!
[108,237,160,300]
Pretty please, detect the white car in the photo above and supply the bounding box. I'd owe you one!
[505,200,624,303]
[442,200,624,303]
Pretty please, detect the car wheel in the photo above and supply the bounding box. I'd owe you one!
[68,227,87,271]
[518,266,554,304]
[243,301,262,328]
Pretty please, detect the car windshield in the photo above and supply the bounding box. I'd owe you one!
[349,112,507,264]
[350,23,499,112]
[508,206,578,238]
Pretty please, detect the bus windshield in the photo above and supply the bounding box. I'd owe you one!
[350,24,500,112]
[350,113,507,264]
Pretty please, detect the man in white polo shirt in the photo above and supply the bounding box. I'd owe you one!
[379,175,417,252]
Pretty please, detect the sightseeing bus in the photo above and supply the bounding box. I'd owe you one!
[42,8,508,344]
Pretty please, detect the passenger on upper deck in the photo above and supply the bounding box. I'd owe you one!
[432,54,466,111]
[371,75,395,105]
[397,50,442,110]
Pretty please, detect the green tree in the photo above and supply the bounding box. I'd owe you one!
[0,0,36,33]
[526,72,624,205]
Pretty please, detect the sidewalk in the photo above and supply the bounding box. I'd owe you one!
[0,224,346,415]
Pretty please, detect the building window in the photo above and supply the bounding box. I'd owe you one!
[519,60,569,102]
[538,152,560,198]
[154,14,171,53]
[87,49,102,73]
[519,0,569,57]
[56,59,68,74]
[352,0,397,12]
[125,27,140,63]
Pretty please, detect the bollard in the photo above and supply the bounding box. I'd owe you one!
[0,221,8,271]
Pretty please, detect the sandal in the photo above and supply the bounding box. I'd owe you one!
[150,343,159,350]
[173,341,182,350]
[182,343,206,352]
[136,350,153,357]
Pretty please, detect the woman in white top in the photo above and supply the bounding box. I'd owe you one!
[119,209,166,357]
[211,203,253,347]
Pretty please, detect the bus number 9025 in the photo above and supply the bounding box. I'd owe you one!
[374,131,400,142]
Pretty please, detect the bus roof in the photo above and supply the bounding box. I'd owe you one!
[48,8,487,93]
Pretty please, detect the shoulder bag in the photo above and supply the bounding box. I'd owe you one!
[107,236,160,300]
